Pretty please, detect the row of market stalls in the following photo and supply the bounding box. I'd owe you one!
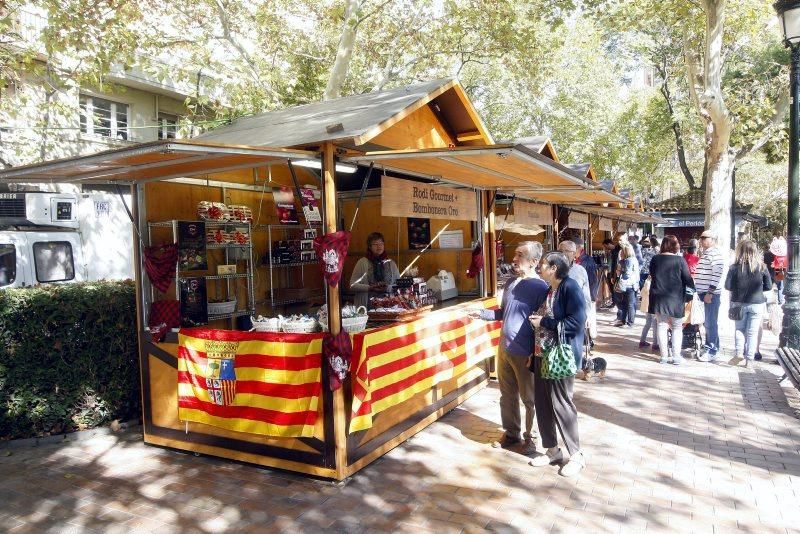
[0,78,658,480]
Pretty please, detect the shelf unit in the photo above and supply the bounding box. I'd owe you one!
[146,220,256,326]
[254,223,326,310]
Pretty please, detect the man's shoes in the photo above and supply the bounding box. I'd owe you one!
[754,352,763,361]
[697,352,711,362]
[529,447,564,467]
[652,345,660,352]
[559,451,586,477]
[612,320,624,327]
[672,357,685,366]
[520,437,537,455]
[639,341,651,348]
[659,357,669,364]
[491,434,521,449]
[728,354,744,366]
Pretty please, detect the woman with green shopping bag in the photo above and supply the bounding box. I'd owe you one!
[528,251,586,477]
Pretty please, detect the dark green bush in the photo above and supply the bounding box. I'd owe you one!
[0,280,140,440]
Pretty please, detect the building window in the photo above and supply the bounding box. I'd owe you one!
[158,113,178,139]
[0,244,16,287]
[33,241,75,283]
[79,94,129,140]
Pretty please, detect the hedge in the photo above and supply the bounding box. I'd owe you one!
[0,280,140,440]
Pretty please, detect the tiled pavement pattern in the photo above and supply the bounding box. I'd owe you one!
[1,309,799,533]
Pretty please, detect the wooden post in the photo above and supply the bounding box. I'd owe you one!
[322,142,348,479]
[485,191,496,296]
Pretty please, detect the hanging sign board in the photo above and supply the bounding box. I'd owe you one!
[568,212,589,230]
[513,202,552,226]
[381,176,477,221]
[599,218,613,231]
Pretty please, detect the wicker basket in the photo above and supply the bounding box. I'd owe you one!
[197,201,231,221]
[342,306,369,333]
[208,299,237,316]
[251,316,282,332]
[206,229,233,244]
[281,319,318,333]
[228,205,253,223]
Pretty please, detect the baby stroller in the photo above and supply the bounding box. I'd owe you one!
[666,321,703,359]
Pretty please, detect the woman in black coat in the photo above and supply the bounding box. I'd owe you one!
[528,252,586,477]
[648,234,695,365]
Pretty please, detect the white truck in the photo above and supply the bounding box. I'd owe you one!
[0,191,134,288]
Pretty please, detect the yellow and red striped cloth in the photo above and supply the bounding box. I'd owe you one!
[177,329,323,438]
[349,299,501,433]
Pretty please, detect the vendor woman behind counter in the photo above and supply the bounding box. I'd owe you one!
[350,232,400,308]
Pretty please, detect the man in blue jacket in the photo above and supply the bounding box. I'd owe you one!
[469,241,549,454]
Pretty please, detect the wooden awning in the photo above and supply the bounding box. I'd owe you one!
[341,145,628,205]
[0,140,318,184]
[569,205,666,224]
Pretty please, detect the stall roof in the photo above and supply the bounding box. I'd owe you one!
[0,140,317,184]
[573,205,666,224]
[341,145,628,205]
[195,78,492,149]
[499,136,560,162]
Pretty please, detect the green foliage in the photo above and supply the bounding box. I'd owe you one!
[0,281,139,440]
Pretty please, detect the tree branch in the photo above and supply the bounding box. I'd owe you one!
[683,36,707,120]
[656,60,698,189]
[211,0,277,99]
[736,90,790,160]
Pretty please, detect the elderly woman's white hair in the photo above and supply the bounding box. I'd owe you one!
[517,241,543,262]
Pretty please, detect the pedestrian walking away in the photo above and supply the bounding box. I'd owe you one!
[639,236,660,350]
[572,235,599,340]
[529,252,586,477]
[695,229,725,361]
[725,239,772,368]
[469,241,548,455]
[613,241,640,328]
[648,235,695,365]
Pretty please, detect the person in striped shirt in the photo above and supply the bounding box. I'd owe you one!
[695,230,726,361]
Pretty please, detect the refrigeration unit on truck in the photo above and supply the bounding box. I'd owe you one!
[0,191,134,288]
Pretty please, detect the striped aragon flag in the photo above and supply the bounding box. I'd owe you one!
[349,298,501,433]
[177,329,324,438]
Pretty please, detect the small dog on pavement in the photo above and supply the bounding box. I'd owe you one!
[578,356,607,381]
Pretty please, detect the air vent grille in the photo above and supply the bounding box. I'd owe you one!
[0,198,26,218]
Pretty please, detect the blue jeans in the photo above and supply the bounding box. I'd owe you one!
[734,303,764,360]
[701,292,721,355]
[776,280,785,305]
[616,287,636,325]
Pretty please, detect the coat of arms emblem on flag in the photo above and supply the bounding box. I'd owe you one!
[204,340,238,406]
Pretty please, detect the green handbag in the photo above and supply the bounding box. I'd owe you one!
[540,323,577,380]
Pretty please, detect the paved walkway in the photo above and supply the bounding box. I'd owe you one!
[1,309,799,533]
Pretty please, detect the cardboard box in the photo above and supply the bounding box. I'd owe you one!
[217,264,237,275]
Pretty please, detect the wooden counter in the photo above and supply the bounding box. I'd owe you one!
[139,297,499,480]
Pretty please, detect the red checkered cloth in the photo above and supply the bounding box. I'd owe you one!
[144,243,178,294]
[313,230,351,287]
[323,330,352,391]
[467,242,484,279]
[148,300,180,343]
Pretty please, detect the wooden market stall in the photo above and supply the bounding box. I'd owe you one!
[0,79,636,481]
